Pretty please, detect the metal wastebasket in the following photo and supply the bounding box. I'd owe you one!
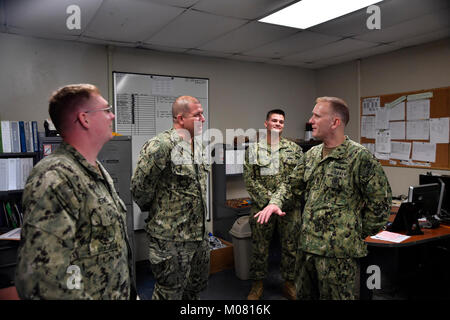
[229,215,252,280]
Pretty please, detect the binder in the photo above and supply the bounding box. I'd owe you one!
[18,121,27,153]
[5,202,17,228]
[10,121,21,153]
[31,121,39,152]
[1,121,12,153]
[24,121,33,152]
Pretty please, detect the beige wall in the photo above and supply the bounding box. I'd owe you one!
[315,38,450,196]
[0,33,108,127]
[1,33,449,202]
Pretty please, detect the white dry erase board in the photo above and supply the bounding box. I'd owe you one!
[112,71,210,229]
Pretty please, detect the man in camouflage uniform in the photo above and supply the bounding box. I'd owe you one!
[255,97,392,300]
[15,84,136,299]
[131,95,210,300]
[243,109,303,300]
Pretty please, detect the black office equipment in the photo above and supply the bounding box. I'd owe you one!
[387,202,423,235]
[419,174,450,218]
[408,182,444,219]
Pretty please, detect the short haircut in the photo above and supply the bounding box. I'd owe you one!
[266,109,285,120]
[172,95,200,120]
[49,84,99,133]
[316,96,349,126]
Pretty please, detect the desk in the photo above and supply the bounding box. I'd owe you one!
[361,209,450,299]
[365,214,450,248]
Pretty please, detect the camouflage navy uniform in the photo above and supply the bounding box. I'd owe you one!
[130,128,210,300]
[243,137,303,281]
[15,142,135,300]
[271,137,392,299]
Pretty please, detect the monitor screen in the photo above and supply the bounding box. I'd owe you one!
[408,183,444,218]
[419,174,449,216]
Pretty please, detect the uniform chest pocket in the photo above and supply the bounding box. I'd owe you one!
[323,165,348,191]
[90,208,118,254]
[171,164,196,189]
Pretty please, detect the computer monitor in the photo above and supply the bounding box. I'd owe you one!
[408,182,444,218]
[419,174,450,216]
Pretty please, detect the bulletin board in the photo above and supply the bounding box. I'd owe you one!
[360,86,450,170]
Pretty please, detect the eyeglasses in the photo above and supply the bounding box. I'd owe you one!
[84,106,113,114]
[74,105,114,123]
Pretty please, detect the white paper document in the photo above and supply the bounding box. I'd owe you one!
[412,142,436,163]
[375,107,389,130]
[0,228,21,240]
[390,141,411,161]
[407,92,433,101]
[389,121,405,140]
[361,116,376,139]
[375,152,390,160]
[407,99,430,120]
[388,101,405,121]
[385,96,406,109]
[376,130,391,153]
[430,117,450,144]
[406,120,429,140]
[371,231,410,243]
[362,97,379,115]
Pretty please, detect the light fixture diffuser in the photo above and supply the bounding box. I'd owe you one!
[259,0,384,30]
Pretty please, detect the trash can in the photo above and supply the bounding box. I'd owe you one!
[229,215,252,280]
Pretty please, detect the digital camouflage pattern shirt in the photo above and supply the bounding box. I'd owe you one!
[15,142,134,299]
[271,137,392,258]
[244,137,303,214]
[130,128,209,241]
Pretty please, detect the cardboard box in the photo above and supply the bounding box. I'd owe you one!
[209,238,234,274]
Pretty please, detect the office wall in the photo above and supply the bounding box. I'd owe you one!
[0,32,315,140]
[315,38,450,196]
[0,33,108,125]
[110,46,316,139]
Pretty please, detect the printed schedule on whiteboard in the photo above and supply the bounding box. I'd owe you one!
[113,72,208,137]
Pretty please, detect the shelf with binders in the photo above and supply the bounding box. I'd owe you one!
[0,151,39,234]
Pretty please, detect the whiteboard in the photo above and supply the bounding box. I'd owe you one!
[112,72,209,230]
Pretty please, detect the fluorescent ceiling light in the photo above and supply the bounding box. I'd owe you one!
[259,0,383,29]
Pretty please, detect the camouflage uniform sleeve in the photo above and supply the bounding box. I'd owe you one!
[16,172,90,299]
[243,145,272,209]
[356,150,392,238]
[269,159,305,209]
[130,139,169,212]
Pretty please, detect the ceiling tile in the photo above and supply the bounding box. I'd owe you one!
[316,44,401,66]
[390,27,450,48]
[283,38,378,63]
[244,30,341,58]
[4,0,102,36]
[78,35,137,47]
[83,0,184,42]
[146,0,200,8]
[198,21,297,54]
[146,9,246,48]
[185,49,233,59]
[270,59,328,69]
[354,10,450,43]
[142,43,189,53]
[310,0,449,38]
[227,54,272,63]
[193,0,297,20]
